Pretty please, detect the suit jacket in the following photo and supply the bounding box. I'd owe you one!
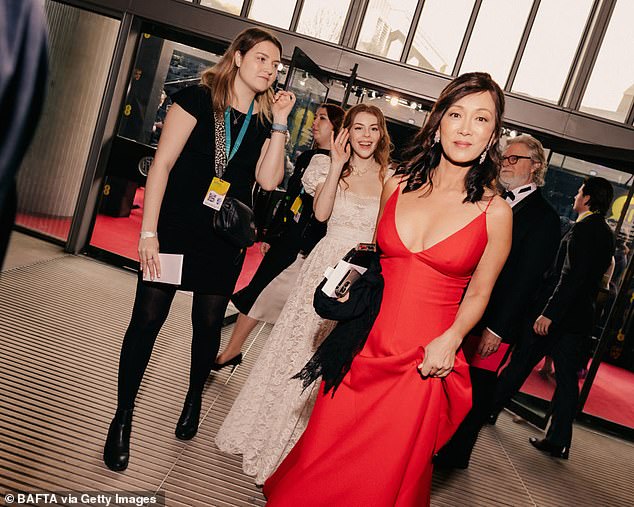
[0,0,48,202]
[482,188,560,344]
[541,212,615,335]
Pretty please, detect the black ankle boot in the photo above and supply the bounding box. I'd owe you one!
[103,408,133,471]
[175,391,202,440]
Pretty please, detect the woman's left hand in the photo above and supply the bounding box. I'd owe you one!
[418,332,461,378]
[271,90,296,122]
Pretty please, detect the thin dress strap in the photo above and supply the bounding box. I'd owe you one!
[483,195,495,212]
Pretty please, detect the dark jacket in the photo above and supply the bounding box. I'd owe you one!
[482,189,561,343]
[265,148,328,254]
[541,212,615,335]
[0,0,48,203]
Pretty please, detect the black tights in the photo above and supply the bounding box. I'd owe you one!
[117,278,229,410]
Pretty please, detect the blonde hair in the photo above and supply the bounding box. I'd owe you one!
[505,134,548,186]
[200,27,282,122]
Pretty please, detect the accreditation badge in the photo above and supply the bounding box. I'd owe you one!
[290,195,304,223]
[203,177,231,210]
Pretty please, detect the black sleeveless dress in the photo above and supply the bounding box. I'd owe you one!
[156,85,270,295]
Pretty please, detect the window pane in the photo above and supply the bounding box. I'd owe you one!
[356,0,418,61]
[512,0,593,103]
[93,35,223,261]
[460,0,532,86]
[248,0,296,29]
[200,0,243,16]
[296,0,352,44]
[406,0,475,74]
[580,0,634,122]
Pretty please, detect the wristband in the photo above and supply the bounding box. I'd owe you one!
[140,231,157,239]
[271,123,288,131]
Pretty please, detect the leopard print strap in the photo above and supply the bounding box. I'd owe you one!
[213,110,227,179]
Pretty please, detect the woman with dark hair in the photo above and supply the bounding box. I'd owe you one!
[214,103,344,369]
[264,72,512,506]
[102,27,295,471]
[216,103,392,484]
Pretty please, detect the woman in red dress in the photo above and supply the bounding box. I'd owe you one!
[264,72,512,506]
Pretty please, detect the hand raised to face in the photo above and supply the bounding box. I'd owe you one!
[271,90,296,122]
[330,128,351,169]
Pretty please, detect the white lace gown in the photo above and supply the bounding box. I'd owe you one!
[215,155,382,484]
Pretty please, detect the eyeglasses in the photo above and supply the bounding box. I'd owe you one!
[502,155,532,166]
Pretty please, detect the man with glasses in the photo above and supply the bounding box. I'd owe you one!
[434,134,560,469]
[490,176,614,460]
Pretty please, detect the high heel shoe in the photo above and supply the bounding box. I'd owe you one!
[103,408,133,471]
[211,353,242,372]
[175,391,202,440]
[529,437,570,459]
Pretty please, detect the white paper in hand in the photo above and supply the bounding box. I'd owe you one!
[143,253,183,285]
[321,260,367,298]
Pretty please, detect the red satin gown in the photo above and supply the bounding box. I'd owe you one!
[264,186,489,506]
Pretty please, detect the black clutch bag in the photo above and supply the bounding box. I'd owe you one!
[212,197,256,249]
[341,242,377,266]
[321,243,377,298]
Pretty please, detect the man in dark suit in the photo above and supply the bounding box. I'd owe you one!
[434,134,561,468]
[490,176,615,459]
[0,0,48,267]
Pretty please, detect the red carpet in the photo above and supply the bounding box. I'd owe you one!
[520,359,634,428]
[15,213,71,241]
[16,188,263,292]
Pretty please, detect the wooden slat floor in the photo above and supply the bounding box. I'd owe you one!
[1,232,633,506]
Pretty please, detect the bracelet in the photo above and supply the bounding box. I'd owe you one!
[271,129,288,135]
[140,231,157,239]
[271,123,288,132]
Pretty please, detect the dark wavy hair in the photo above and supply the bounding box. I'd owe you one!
[398,72,505,203]
[320,103,345,137]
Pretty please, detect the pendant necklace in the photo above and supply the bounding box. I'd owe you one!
[231,108,243,125]
[350,163,370,176]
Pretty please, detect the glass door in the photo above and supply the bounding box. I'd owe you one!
[578,194,634,438]
[88,29,223,265]
[254,47,331,238]
[508,150,634,438]
[284,47,330,164]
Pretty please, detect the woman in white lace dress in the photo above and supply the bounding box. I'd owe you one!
[215,104,392,484]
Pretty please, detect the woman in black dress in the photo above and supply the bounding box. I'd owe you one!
[215,104,344,369]
[103,27,296,472]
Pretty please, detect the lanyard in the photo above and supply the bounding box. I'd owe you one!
[224,100,254,163]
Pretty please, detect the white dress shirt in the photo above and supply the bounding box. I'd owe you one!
[505,183,537,208]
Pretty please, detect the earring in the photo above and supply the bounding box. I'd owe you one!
[433,131,440,145]
[479,141,492,164]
